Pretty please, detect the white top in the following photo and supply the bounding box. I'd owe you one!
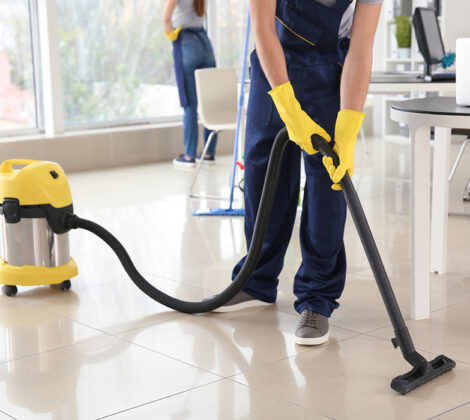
[172,0,205,29]
[316,0,383,38]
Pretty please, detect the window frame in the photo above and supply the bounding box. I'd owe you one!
[29,0,44,132]
[0,0,186,140]
[0,0,43,138]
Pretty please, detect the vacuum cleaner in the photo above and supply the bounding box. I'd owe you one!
[0,129,455,394]
[0,159,77,296]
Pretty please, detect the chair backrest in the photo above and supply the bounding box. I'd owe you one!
[194,67,238,128]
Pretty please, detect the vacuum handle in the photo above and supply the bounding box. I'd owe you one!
[310,132,411,345]
[311,134,339,167]
[0,159,39,174]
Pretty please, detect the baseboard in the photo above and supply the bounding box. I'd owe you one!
[0,123,235,172]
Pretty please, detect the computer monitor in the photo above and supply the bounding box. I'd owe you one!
[412,7,445,78]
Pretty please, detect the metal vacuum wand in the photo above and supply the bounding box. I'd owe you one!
[310,133,456,395]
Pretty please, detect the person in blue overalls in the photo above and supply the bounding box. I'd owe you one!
[217,0,383,346]
[163,0,218,167]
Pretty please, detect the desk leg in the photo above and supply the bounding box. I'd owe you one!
[431,127,451,274]
[410,125,431,320]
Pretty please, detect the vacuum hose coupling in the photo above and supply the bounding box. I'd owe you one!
[64,213,79,230]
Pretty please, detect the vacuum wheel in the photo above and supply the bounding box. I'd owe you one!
[50,280,72,291]
[60,280,72,291]
[2,285,18,297]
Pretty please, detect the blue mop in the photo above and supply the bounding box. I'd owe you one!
[192,11,250,217]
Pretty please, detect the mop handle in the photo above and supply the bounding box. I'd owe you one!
[228,11,251,210]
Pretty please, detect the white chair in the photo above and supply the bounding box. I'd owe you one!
[448,131,470,202]
[189,67,238,199]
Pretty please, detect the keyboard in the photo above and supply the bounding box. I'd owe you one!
[430,73,456,82]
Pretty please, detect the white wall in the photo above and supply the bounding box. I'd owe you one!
[0,124,235,173]
[442,0,470,51]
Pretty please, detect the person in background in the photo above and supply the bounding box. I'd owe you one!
[163,0,218,167]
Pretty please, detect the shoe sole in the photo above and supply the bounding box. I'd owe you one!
[295,331,330,346]
[173,160,195,168]
[196,159,216,166]
[212,300,271,313]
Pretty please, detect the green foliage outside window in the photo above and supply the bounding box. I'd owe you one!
[58,0,176,125]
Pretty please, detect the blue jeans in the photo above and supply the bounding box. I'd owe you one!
[180,29,218,158]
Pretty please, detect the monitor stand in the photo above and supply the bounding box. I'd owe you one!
[424,62,433,81]
[417,62,433,81]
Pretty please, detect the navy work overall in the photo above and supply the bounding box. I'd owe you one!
[232,0,353,317]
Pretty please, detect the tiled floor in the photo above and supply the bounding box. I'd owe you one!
[0,135,469,419]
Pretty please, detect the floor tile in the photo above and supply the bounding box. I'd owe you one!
[21,275,210,335]
[233,335,469,420]
[0,302,103,364]
[0,293,17,307]
[65,253,135,291]
[275,271,467,334]
[159,254,244,293]
[446,217,470,248]
[68,157,241,212]
[1,136,468,419]
[70,218,230,274]
[0,410,15,420]
[433,401,470,419]
[118,306,357,377]
[430,253,470,300]
[450,242,470,257]
[121,196,246,248]
[102,379,325,420]
[0,336,219,420]
[369,301,470,365]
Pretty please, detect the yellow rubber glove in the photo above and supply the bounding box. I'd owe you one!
[268,82,331,155]
[164,26,182,42]
[322,109,365,190]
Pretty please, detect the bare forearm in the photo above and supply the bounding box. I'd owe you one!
[340,52,372,111]
[341,2,381,111]
[250,0,288,88]
[163,0,177,33]
[163,20,173,34]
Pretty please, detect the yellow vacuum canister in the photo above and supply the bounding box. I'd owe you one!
[0,159,78,296]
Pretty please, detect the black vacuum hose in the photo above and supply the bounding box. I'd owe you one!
[65,130,457,392]
[66,128,290,313]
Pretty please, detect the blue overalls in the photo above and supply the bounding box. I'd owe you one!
[232,0,353,318]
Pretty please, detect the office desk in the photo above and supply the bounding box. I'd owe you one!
[369,73,455,94]
[391,97,470,320]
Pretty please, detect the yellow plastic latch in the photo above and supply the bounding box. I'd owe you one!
[0,159,73,208]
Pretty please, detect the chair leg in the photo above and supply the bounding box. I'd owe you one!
[189,130,228,200]
[463,176,470,202]
[449,138,470,182]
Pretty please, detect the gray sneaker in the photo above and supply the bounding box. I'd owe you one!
[295,310,330,346]
[204,290,270,313]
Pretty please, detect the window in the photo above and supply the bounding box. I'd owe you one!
[57,0,181,127]
[0,0,250,137]
[212,1,249,76]
[0,0,38,134]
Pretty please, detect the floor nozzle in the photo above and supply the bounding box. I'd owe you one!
[391,354,456,395]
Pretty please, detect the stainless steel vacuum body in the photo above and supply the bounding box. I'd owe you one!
[0,216,71,268]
